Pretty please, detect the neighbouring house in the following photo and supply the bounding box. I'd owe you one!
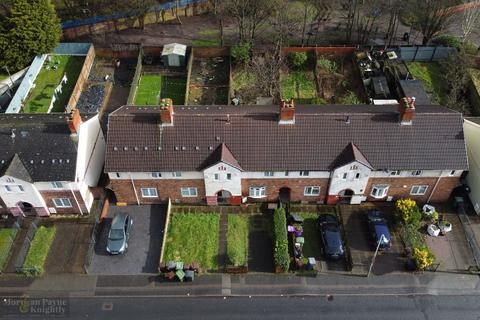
[464,118,480,214]
[161,43,187,67]
[0,110,105,216]
[104,98,467,206]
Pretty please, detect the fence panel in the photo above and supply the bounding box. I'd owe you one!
[398,46,456,62]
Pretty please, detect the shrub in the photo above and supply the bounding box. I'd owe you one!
[431,35,462,49]
[317,57,337,74]
[231,43,251,64]
[340,91,362,104]
[311,97,328,104]
[413,246,435,270]
[273,207,290,272]
[395,198,421,226]
[288,52,308,69]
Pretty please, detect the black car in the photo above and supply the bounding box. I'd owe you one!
[318,214,345,260]
[367,210,392,250]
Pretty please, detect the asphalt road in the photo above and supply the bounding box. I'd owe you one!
[3,295,480,320]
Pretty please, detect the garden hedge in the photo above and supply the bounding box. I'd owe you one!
[273,207,289,272]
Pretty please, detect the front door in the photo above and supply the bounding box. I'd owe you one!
[17,202,36,216]
[217,190,232,205]
[338,189,354,204]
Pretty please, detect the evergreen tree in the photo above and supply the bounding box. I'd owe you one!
[0,0,61,71]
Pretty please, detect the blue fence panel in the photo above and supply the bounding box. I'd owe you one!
[61,0,207,29]
[53,43,92,55]
[399,46,456,62]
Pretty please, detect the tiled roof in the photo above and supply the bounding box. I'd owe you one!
[201,143,243,170]
[0,114,90,182]
[333,143,373,169]
[105,104,468,172]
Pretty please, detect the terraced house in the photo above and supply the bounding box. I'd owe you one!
[105,98,468,206]
[0,111,105,216]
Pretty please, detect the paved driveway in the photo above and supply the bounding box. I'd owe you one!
[88,205,166,275]
[339,204,405,275]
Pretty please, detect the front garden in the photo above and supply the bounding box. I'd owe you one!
[163,212,220,272]
[0,228,18,272]
[22,226,57,276]
[23,55,84,113]
[226,214,249,268]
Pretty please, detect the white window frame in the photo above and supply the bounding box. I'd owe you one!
[264,171,274,177]
[17,185,25,193]
[411,170,422,176]
[152,172,162,178]
[371,185,389,199]
[51,182,63,189]
[304,186,321,196]
[116,173,121,178]
[53,198,72,208]
[249,186,266,198]
[410,185,428,196]
[226,173,232,180]
[181,187,198,197]
[449,170,456,176]
[390,170,401,176]
[299,171,310,176]
[214,173,220,181]
[354,173,360,180]
[342,172,348,179]
[285,171,289,176]
[172,172,182,177]
[141,188,158,198]
[3,185,13,193]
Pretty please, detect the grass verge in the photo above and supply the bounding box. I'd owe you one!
[0,228,18,271]
[24,55,84,113]
[23,226,56,276]
[164,213,220,271]
[227,215,249,266]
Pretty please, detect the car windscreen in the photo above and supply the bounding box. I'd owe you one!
[109,229,124,240]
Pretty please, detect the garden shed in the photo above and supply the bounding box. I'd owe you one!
[162,43,187,67]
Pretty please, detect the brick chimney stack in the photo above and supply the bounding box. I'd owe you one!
[68,109,82,134]
[398,96,415,125]
[279,98,295,124]
[160,98,174,126]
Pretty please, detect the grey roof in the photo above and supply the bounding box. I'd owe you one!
[333,143,373,169]
[0,113,90,182]
[105,104,468,173]
[398,80,431,105]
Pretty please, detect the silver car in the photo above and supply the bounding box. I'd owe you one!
[106,213,133,255]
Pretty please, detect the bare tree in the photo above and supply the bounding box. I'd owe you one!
[248,47,284,100]
[442,51,470,113]
[406,0,456,45]
[461,0,480,43]
[270,0,302,48]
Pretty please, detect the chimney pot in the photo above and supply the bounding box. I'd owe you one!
[398,97,415,125]
[279,98,295,124]
[159,98,174,126]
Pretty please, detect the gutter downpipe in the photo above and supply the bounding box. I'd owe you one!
[70,182,84,215]
[427,174,442,203]
[130,173,140,205]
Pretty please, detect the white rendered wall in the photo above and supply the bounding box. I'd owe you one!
[203,162,242,197]
[0,175,47,209]
[328,161,372,196]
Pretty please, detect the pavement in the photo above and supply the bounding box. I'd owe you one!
[87,205,166,275]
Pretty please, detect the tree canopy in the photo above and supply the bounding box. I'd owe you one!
[0,0,61,72]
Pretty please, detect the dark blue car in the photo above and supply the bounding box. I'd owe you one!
[367,210,391,249]
[318,214,345,260]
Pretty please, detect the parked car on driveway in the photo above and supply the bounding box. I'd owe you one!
[367,210,391,250]
[318,214,345,260]
[107,213,133,255]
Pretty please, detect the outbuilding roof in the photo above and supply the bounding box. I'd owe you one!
[105,104,468,173]
[161,43,187,56]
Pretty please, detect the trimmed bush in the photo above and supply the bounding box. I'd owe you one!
[288,52,308,69]
[413,246,435,270]
[231,43,251,64]
[273,207,289,272]
[395,198,421,226]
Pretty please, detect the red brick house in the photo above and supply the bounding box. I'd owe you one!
[104,98,468,206]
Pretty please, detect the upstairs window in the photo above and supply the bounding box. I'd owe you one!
[264,171,274,177]
[390,170,401,176]
[342,172,348,179]
[151,172,162,178]
[299,171,310,176]
[226,173,232,180]
[411,170,422,176]
[172,172,182,177]
[214,173,219,181]
[52,182,63,189]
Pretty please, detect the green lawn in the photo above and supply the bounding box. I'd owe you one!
[135,74,162,105]
[23,226,56,276]
[192,29,221,47]
[407,62,448,105]
[281,70,317,103]
[0,228,18,271]
[161,76,187,105]
[297,212,322,259]
[164,213,220,271]
[227,215,249,266]
[24,55,84,113]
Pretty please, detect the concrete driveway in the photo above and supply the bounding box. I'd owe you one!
[88,205,166,275]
